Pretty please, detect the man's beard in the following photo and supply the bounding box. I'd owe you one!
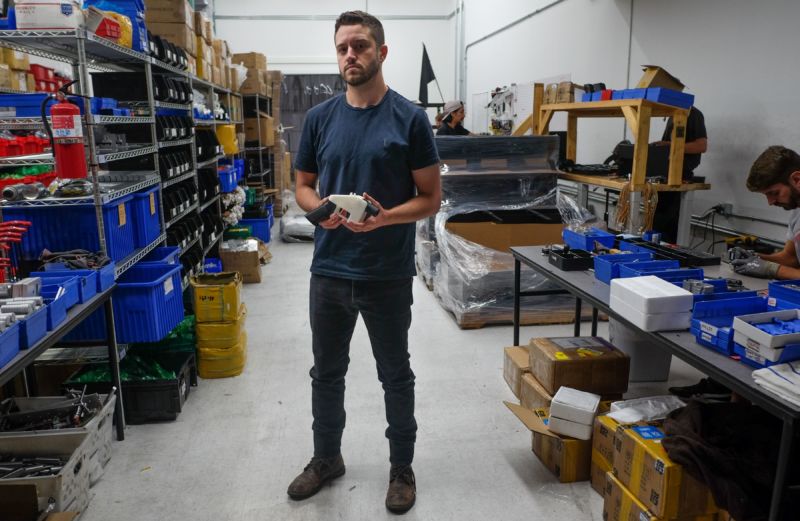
[779,185,800,210]
[341,57,380,87]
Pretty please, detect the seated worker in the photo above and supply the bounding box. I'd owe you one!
[732,145,800,278]
[650,105,708,243]
[436,100,471,136]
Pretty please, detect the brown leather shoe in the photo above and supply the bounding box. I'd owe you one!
[385,465,416,514]
[287,455,346,500]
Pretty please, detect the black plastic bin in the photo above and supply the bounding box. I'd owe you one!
[64,351,198,424]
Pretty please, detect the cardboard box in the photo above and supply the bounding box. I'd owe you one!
[145,0,193,27]
[197,304,247,349]
[148,22,196,57]
[212,39,229,59]
[239,75,267,96]
[603,472,717,521]
[503,346,529,398]
[0,64,11,89]
[636,65,685,91]
[196,36,212,64]
[590,450,611,496]
[187,55,196,76]
[190,272,242,323]
[194,12,210,40]
[233,52,267,70]
[230,68,240,92]
[213,52,224,71]
[528,337,630,396]
[244,113,274,145]
[444,222,564,254]
[212,65,222,87]
[10,71,28,92]
[220,248,261,283]
[613,424,717,519]
[543,83,558,105]
[26,73,35,91]
[204,19,213,43]
[2,48,30,71]
[555,81,584,103]
[197,57,211,81]
[198,330,247,379]
[506,402,591,483]
[519,372,552,410]
[15,0,84,29]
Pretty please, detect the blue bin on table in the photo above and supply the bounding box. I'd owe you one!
[34,272,95,304]
[691,296,768,355]
[39,276,80,309]
[593,252,653,284]
[0,323,21,368]
[19,306,48,349]
[563,227,616,251]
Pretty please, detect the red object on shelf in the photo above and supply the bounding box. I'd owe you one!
[29,64,55,82]
[601,89,613,101]
[50,97,87,179]
[0,172,57,191]
[95,18,121,41]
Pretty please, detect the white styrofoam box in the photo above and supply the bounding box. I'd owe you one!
[550,386,601,426]
[732,309,800,350]
[610,295,691,332]
[610,275,693,314]
[547,415,593,440]
[15,0,84,30]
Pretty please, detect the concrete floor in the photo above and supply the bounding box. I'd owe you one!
[82,237,705,521]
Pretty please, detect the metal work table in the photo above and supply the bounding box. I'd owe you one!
[511,245,798,521]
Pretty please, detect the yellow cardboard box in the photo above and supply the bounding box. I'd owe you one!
[2,48,30,70]
[191,272,242,323]
[590,449,611,496]
[502,346,529,398]
[198,331,247,379]
[506,402,591,483]
[603,471,715,521]
[613,424,717,519]
[197,304,247,350]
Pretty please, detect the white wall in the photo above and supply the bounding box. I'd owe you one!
[213,0,457,109]
[462,0,800,242]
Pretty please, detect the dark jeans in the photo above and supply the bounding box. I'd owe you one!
[653,191,681,243]
[309,274,417,466]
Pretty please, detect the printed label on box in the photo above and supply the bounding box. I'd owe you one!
[551,337,604,348]
[576,348,603,357]
[633,426,664,440]
[745,347,765,364]
[150,193,156,215]
[768,297,777,307]
[164,277,174,295]
[700,322,718,336]
[554,351,569,360]
[746,338,762,351]
[118,204,126,226]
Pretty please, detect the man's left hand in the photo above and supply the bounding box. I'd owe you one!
[341,193,390,233]
[731,256,781,278]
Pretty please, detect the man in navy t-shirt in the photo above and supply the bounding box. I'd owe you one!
[286,10,440,514]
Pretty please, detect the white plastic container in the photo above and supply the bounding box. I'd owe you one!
[547,415,593,440]
[15,0,84,30]
[549,386,601,425]
[610,294,692,332]
[610,275,693,314]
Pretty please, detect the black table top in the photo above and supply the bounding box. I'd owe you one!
[511,245,800,421]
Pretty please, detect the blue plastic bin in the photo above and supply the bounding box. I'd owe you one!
[140,246,181,265]
[112,263,184,343]
[733,342,800,369]
[19,305,48,350]
[580,92,592,102]
[42,263,115,292]
[132,186,162,248]
[39,276,80,309]
[645,88,694,109]
[4,196,136,262]
[768,280,800,306]
[617,260,680,277]
[62,308,105,342]
[591,91,602,101]
[623,88,647,100]
[218,167,237,193]
[45,294,67,331]
[239,218,270,243]
[34,272,95,304]
[618,267,704,283]
[0,323,21,368]
[691,296,768,355]
[611,90,625,100]
[203,258,222,273]
[562,227,616,251]
[593,252,653,284]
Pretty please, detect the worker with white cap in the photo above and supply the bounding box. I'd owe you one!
[437,100,471,135]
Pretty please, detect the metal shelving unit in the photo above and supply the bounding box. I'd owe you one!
[197,155,223,168]
[203,233,223,256]
[162,171,196,188]
[158,137,194,149]
[2,172,160,207]
[180,235,200,256]
[96,145,157,164]
[199,193,220,213]
[166,202,199,229]
[0,152,54,166]
[115,233,167,277]
[154,101,191,111]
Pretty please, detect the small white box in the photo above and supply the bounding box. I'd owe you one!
[15,0,84,30]
[549,386,600,425]
[610,294,692,332]
[732,309,800,350]
[547,415,593,440]
[610,275,693,314]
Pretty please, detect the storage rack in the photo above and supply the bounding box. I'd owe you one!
[241,93,274,188]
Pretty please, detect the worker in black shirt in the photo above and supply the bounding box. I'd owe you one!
[651,106,708,243]
[436,100,471,136]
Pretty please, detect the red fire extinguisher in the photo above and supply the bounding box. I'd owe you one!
[41,80,87,179]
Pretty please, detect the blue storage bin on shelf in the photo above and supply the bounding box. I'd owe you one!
[611,90,625,100]
[580,92,592,102]
[768,280,800,306]
[0,323,21,368]
[617,260,680,277]
[41,262,114,292]
[618,267,704,284]
[593,252,652,284]
[218,167,237,193]
[203,258,222,273]
[33,272,95,304]
[132,186,162,248]
[112,263,184,343]
[562,227,616,251]
[62,308,105,343]
[19,305,48,350]
[623,88,647,100]
[645,88,694,109]
[4,196,136,263]
[140,246,181,265]
[45,294,67,331]
[239,218,270,244]
[691,296,768,355]
[590,91,602,101]
[39,276,80,309]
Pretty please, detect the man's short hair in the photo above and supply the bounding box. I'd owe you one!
[335,11,385,47]
[747,146,800,191]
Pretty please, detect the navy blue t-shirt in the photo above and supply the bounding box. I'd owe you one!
[295,89,439,280]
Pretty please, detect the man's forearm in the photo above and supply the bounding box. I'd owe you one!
[776,264,800,280]
[296,183,322,212]
[382,193,440,225]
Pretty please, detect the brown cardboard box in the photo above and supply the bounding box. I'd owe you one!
[148,22,196,57]
[145,0,193,27]
[10,71,28,92]
[2,48,30,70]
[244,113,274,145]
[212,66,222,86]
[444,222,564,254]
[195,36,212,63]
[603,472,716,521]
[223,65,231,90]
[204,19,213,43]
[543,83,558,105]
[590,450,611,496]
[0,64,11,89]
[230,68,239,92]
[187,55,196,76]
[636,65,685,91]
[503,346,529,398]
[197,58,211,81]
[613,424,717,519]
[528,337,630,396]
[220,249,261,283]
[212,39,229,59]
[556,81,576,103]
[194,11,210,40]
[213,52,224,71]
[506,402,591,483]
[26,73,34,91]
[233,52,267,70]
[519,373,553,410]
[191,272,242,323]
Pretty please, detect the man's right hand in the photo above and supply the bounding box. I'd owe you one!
[315,198,344,230]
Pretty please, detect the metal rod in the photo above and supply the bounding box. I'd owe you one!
[768,419,795,520]
[513,258,521,346]
[104,298,125,441]
[574,298,582,336]
[144,60,167,241]
[591,307,599,336]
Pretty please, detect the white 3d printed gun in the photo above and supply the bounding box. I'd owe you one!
[305,193,380,225]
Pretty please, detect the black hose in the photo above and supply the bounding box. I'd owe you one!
[40,94,56,152]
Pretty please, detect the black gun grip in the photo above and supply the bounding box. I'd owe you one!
[364,201,380,218]
[305,200,338,225]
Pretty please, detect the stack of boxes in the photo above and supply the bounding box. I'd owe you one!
[145,0,197,65]
[265,70,290,216]
[212,39,233,90]
[234,52,269,96]
[0,48,31,92]
[191,273,248,379]
[194,11,214,79]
